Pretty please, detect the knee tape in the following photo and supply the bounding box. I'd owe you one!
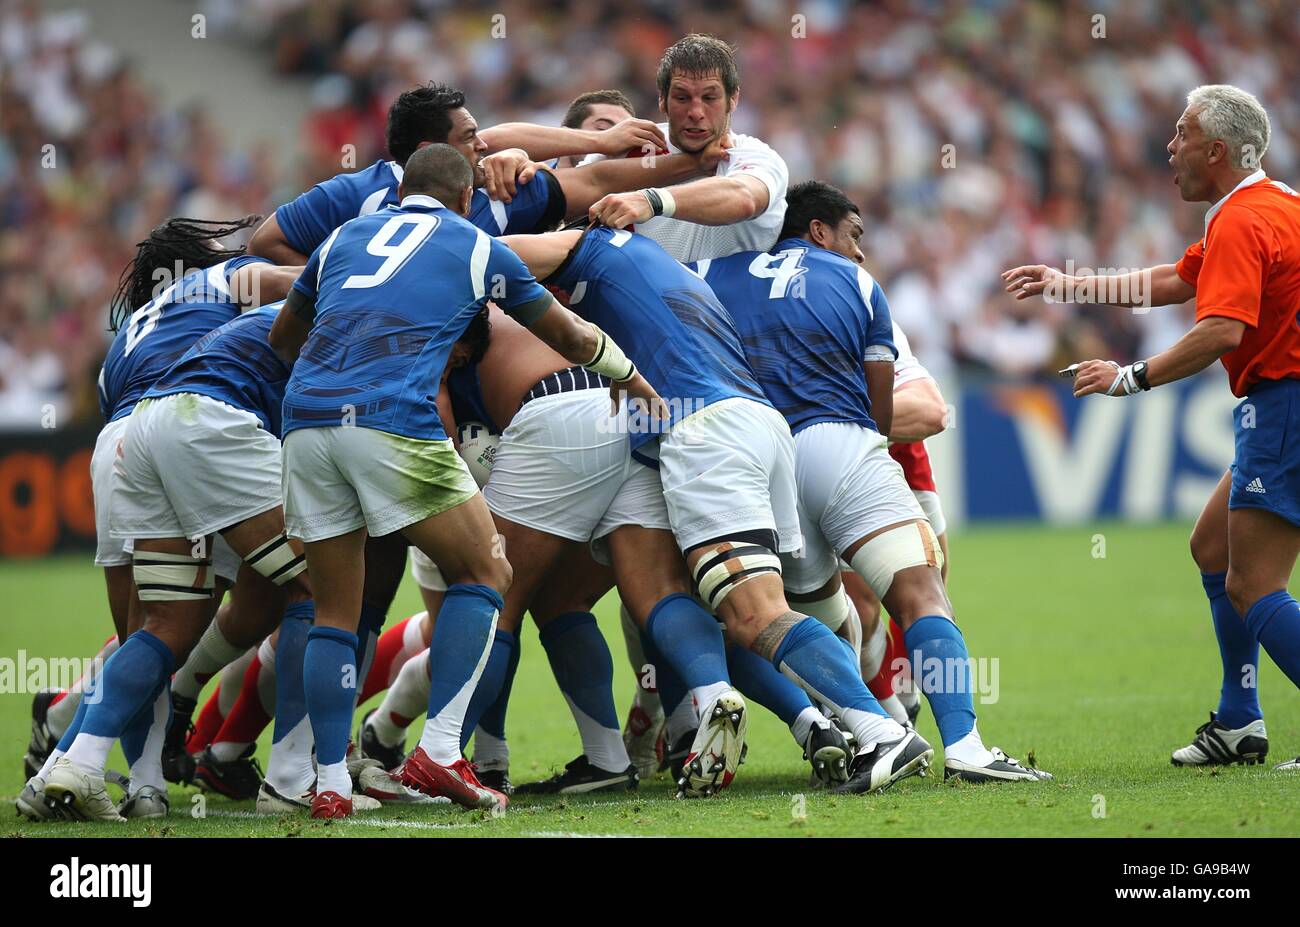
[849,520,943,600]
[691,541,782,611]
[134,550,214,602]
[246,534,307,586]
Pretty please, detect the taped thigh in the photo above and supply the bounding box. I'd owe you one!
[134,550,214,602]
[847,520,943,600]
[691,540,782,612]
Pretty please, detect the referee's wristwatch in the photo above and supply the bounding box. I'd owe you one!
[1131,360,1152,391]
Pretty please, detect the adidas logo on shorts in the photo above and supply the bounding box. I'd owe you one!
[1245,477,1266,494]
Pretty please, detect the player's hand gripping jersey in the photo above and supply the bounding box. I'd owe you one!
[275,159,565,256]
[581,126,787,261]
[692,238,897,434]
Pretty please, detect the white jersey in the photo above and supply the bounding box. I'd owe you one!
[582,123,788,261]
[892,321,933,388]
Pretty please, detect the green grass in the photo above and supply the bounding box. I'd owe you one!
[4,521,1298,838]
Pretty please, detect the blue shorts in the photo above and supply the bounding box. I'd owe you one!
[1230,378,1300,526]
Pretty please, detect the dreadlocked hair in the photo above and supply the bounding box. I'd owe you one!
[109,214,261,331]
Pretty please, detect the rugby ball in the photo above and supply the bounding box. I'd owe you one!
[457,421,498,488]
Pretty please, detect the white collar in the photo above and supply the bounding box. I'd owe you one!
[399,193,446,210]
[1204,168,1266,233]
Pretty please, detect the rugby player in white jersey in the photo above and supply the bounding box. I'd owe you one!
[584,34,789,263]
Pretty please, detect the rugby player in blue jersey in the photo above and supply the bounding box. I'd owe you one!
[498,221,932,796]
[41,291,325,822]
[248,82,719,265]
[701,182,1053,785]
[19,217,303,822]
[268,144,662,817]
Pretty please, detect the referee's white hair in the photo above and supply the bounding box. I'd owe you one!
[1187,84,1270,171]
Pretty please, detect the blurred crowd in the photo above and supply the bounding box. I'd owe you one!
[5,0,1300,427]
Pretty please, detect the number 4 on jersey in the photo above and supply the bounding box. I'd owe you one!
[748,249,807,298]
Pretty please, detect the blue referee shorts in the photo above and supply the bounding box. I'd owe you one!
[1230,378,1300,527]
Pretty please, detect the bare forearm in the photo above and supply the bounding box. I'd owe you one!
[1066,264,1192,308]
[559,154,703,218]
[481,123,599,161]
[669,176,765,226]
[1146,317,1244,387]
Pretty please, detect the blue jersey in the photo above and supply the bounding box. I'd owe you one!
[447,364,499,434]
[283,194,552,441]
[274,159,564,256]
[694,238,897,435]
[144,304,293,436]
[97,256,270,422]
[547,227,768,451]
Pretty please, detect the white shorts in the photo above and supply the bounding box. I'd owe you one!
[409,547,447,592]
[283,425,478,543]
[783,421,926,594]
[915,489,947,537]
[110,394,283,543]
[92,417,131,567]
[657,397,802,554]
[484,388,665,542]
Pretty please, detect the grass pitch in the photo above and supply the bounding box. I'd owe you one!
[3,521,1298,838]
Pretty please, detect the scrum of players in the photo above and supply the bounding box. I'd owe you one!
[16,34,1053,824]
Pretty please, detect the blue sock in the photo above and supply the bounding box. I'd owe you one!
[272,600,314,746]
[904,615,977,747]
[459,629,516,752]
[424,583,503,762]
[1202,571,1262,726]
[303,626,359,767]
[727,642,812,726]
[1243,590,1300,690]
[772,617,888,718]
[54,689,91,755]
[476,629,522,743]
[80,630,173,741]
[540,612,620,729]
[645,593,729,689]
[120,678,170,770]
[642,629,688,716]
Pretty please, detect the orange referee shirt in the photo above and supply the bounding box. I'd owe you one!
[1175,171,1300,397]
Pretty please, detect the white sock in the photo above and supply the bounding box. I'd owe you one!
[316,760,351,798]
[418,615,497,765]
[565,698,630,772]
[38,748,66,780]
[128,690,169,796]
[373,648,430,746]
[217,647,257,717]
[173,621,245,701]
[620,604,663,717]
[842,708,906,752]
[266,715,316,796]
[666,692,699,742]
[943,725,995,766]
[691,681,731,717]
[64,733,115,775]
[48,636,119,735]
[789,706,824,747]
[471,730,509,770]
[398,613,428,667]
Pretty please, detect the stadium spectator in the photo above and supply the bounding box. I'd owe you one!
[5,0,1300,422]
